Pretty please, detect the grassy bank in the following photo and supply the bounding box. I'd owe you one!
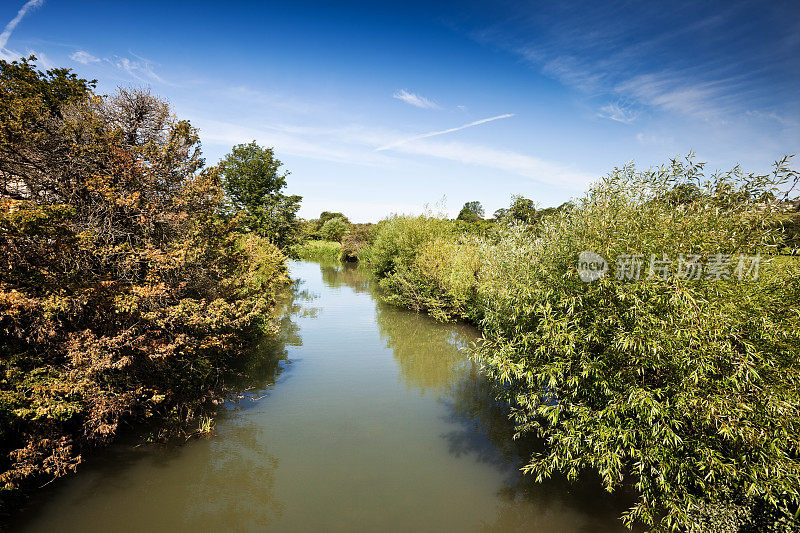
[293,240,343,262]
[0,59,290,505]
[361,157,800,531]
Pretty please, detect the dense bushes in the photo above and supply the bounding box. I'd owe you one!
[0,58,289,495]
[363,156,800,531]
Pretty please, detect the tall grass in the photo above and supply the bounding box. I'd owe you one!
[362,156,800,531]
[292,240,342,262]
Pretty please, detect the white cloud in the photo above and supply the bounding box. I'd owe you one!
[187,112,588,190]
[110,54,165,84]
[376,113,515,151]
[0,0,43,51]
[389,138,592,189]
[615,73,725,120]
[538,54,606,93]
[598,102,638,123]
[24,47,51,68]
[393,89,440,109]
[70,50,99,64]
[191,117,395,168]
[746,109,799,128]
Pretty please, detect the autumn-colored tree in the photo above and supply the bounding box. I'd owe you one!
[0,57,288,496]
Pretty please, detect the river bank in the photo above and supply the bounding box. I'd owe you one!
[9,260,632,532]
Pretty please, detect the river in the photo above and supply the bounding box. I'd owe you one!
[12,260,631,532]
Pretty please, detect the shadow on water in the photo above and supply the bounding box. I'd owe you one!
[225,277,319,404]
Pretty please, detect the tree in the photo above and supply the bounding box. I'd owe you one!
[316,211,349,229]
[219,141,302,250]
[507,195,536,223]
[0,57,289,494]
[457,201,484,222]
[319,216,350,242]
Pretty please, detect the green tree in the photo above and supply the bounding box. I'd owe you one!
[507,195,536,223]
[219,141,302,250]
[457,201,484,222]
[319,216,350,242]
[362,155,800,530]
[316,211,349,229]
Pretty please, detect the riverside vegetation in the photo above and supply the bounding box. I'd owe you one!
[0,58,299,508]
[4,56,800,533]
[350,157,800,532]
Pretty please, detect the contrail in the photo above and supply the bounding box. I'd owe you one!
[0,0,44,50]
[376,113,515,151]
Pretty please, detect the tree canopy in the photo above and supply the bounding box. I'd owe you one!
[219,141,302,250]
[457,201,484,222]
[0,57,288,496]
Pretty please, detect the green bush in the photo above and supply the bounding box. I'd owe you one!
[340,223,375,262]
[363,156,800,531]
[318,216,349,242]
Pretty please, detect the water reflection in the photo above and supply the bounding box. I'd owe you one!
[326,261,634,532]
[376,302,471,394]
[11,280,307,533]
[13,261,633,533]
[319,262,371,293]
[184,424,283,529]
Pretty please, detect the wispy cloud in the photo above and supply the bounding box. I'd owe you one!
[614,73,728,120]
[0,0,43,50]
[376,113,515,151]
[636,132,674,146]
[0,0,44,60]
[469,2,800,126]
[746,109,799,128]
[187,111,588,189]
[393,89,440,109]
[386,138,592,189]
[70,49,99,64]
[598,102,638,123]
[110,53,165,84]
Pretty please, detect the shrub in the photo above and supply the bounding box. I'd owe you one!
[364,156,800,531]
[318,216,349,242]
[340,223,374,262]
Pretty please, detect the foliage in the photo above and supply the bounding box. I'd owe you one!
[0,58,289,496]
[457,201,484,222]
[219,141,302,251]
[318,216,350,242]
[316,211,349,228]
[363,155,800,531]
[506,195,537,224]
[293,240,342,262]
[777,210,800,254]
[340,223,374,262]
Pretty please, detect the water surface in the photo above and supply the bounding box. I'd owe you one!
[14,261,630,532]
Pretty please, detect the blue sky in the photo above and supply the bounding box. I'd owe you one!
[2,0,798,221]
